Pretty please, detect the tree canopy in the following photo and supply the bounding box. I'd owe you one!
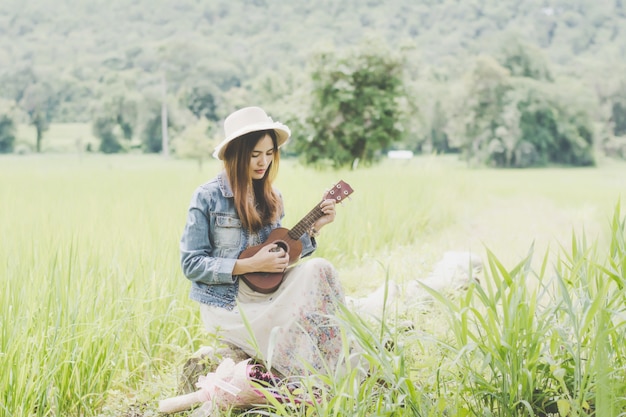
[0,0,625,165]
[294,43,405,168]
[1,0,623,121]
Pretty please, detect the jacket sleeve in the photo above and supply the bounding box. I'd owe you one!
[300,232,317,258]
[179,189,237,285]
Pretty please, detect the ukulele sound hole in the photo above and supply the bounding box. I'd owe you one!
[270,240,289,253]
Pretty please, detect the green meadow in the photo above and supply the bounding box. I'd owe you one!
[2,152,626,416]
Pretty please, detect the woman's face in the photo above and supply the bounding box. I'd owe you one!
[249,134,275,180]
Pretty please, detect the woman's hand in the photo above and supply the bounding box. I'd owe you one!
[312,198,336,232]
[233,244,290,275]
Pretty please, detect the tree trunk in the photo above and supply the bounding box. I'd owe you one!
[36,125,43,153]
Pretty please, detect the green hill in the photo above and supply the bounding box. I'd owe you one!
[1,0,624,123]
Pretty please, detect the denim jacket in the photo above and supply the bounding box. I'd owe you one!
[180,171,316,310]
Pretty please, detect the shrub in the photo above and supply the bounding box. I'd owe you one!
[0,113,16,153]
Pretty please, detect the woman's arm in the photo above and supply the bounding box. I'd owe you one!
[180,204,238,285]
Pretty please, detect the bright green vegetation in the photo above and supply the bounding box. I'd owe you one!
[1,154,626,416]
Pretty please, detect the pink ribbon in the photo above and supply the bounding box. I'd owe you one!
[195,371,242,401]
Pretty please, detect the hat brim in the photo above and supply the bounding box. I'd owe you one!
[213,122,290,160]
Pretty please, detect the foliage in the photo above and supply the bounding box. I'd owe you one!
[450,55,513,165]
[612,100,626,137]
[171,118,216,169]
[506,78,595,167]
[2,0,626,163]
[296,42,405,168]
[421,206,626,416]
[418,95,450,154]
[20,82,54,153]
[180,84,220,122]
[595,76,626,158]
[141,113,164,154]
[0,103,17,153]
[452,55,595,168]
[139,98,179,154]
[91,93,140,153]
[496,34,553,82]
[609,80,626,137]
[92,115,124,154]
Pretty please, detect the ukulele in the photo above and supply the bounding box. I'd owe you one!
[239,180,354,293]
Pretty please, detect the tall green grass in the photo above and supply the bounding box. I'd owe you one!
[419,205,626,416]
[1,154,625,416]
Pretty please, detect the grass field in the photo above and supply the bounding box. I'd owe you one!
[1,153,626,416]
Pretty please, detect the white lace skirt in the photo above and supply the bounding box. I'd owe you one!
[199,258,347,377]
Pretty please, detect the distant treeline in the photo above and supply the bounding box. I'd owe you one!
[0,0,625,166]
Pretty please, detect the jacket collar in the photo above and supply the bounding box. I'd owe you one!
[217,171,234,198]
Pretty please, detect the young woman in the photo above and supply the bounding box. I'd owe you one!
[179,106,347,378]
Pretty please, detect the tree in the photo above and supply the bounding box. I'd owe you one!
[0,67,37,105]
[406,75,452,154]
[91,93,139,153]
[142,110,164,153]
[612,101,626,137]
[457,55,513,165]
[20,82,55,153]
[609,81,626,137]
[496,34,553,82]
[140,98,178,154]
[181,84,219,122]
[172,118,215,170]
[0,114,16,153]
[296,43,405,168]
[93,116,124,154]
[454,54,595,168]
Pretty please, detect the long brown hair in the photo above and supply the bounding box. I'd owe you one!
[223,129,282,232]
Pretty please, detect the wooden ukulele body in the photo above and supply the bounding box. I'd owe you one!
[238,227,303,293]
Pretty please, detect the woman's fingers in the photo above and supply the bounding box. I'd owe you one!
[261,244,289,271]
[316,199,336,227]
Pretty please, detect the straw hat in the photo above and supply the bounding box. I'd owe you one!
[213,106,291,160]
